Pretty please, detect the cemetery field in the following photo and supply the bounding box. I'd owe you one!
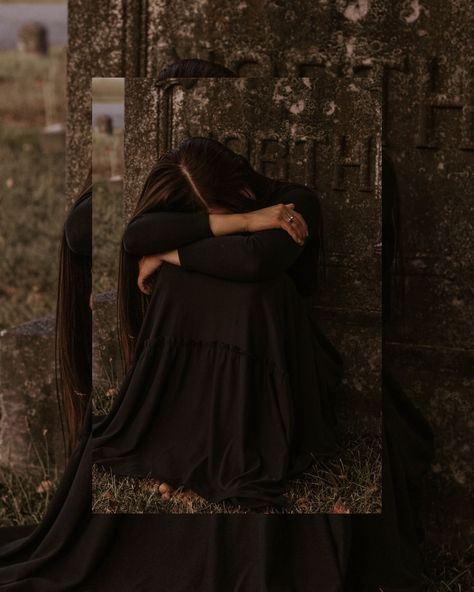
[0,126,65,330]
[0,42,121,327]
[0,130,122,329]
[0,46,66,127]
[92,77,124,103]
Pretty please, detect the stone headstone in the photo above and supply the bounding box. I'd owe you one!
[124,76,382,427]
[94,114,114,135]
[17,22,49,56]
[0,317,65,475]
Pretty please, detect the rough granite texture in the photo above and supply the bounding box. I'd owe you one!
[0,318,65,474]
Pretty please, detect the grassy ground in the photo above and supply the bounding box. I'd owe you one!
[0,43,66,329]
[0,40,65,529]
[0,465,57,527]
[0,46,66,128]
[0,126,65,329]
[92,78,124,104]
[4,454,469,589]
[0,427,59,527]
[93,130,124,181]
[92,179,123,294]
[92,428,382,515]
[424,544,474,592]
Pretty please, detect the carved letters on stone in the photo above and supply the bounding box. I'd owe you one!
[154,82,378,193]
[414,57,474,151]
[332,135,374,192]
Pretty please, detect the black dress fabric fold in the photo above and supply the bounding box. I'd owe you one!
[92,262,340,508]
[0,417,351,591]
[92,185,341,508]
[0,181,435,589]
[0,368,433,591]
[347,368,434,591]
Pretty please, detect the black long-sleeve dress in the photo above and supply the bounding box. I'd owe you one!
[0,412,351,591]
[347,369,434,591]
[0,180,434,591]
[0,189,351,591]
[92,184,343,509]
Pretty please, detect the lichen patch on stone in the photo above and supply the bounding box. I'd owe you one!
[342,0,370,22]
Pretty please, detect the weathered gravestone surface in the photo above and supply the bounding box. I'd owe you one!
[0,318,65,475]
[68,0,400,203]
[124,76,382,431]
[66,0,474,548]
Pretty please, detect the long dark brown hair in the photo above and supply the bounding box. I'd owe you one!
[55,171,92,457]
[118,137,323,370]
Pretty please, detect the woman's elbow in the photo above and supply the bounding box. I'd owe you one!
[122,226,143,255]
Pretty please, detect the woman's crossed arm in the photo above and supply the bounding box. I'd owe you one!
[125,188,319,294]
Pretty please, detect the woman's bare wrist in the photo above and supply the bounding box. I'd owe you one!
[158,250,180,266]
[208,213,250,236]
[240,212,250,232]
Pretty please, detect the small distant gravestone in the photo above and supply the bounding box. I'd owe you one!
[17,22,49,56]
[94,114,114,135]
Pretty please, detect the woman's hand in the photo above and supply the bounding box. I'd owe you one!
[242,204,308,245]
[137,250,181,294]
[208,204,308,245]
[138,254,164,295]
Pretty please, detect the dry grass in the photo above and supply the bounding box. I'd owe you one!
[424,543,474,592]
[0,41,67,329]
[92,78,124,104]
[0,126,65,329]
[0,428,59,527]
[0,46,66,127]
[92,428,382,515]
[0,466,58,527]
[92,131,124,182]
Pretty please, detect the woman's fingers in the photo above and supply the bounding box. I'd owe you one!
[138,256,163,295]
[281,218,305,244]
[279,206,308,244]
[137,273,152,295]
[288,210,308,237]
[138,268,153,295]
